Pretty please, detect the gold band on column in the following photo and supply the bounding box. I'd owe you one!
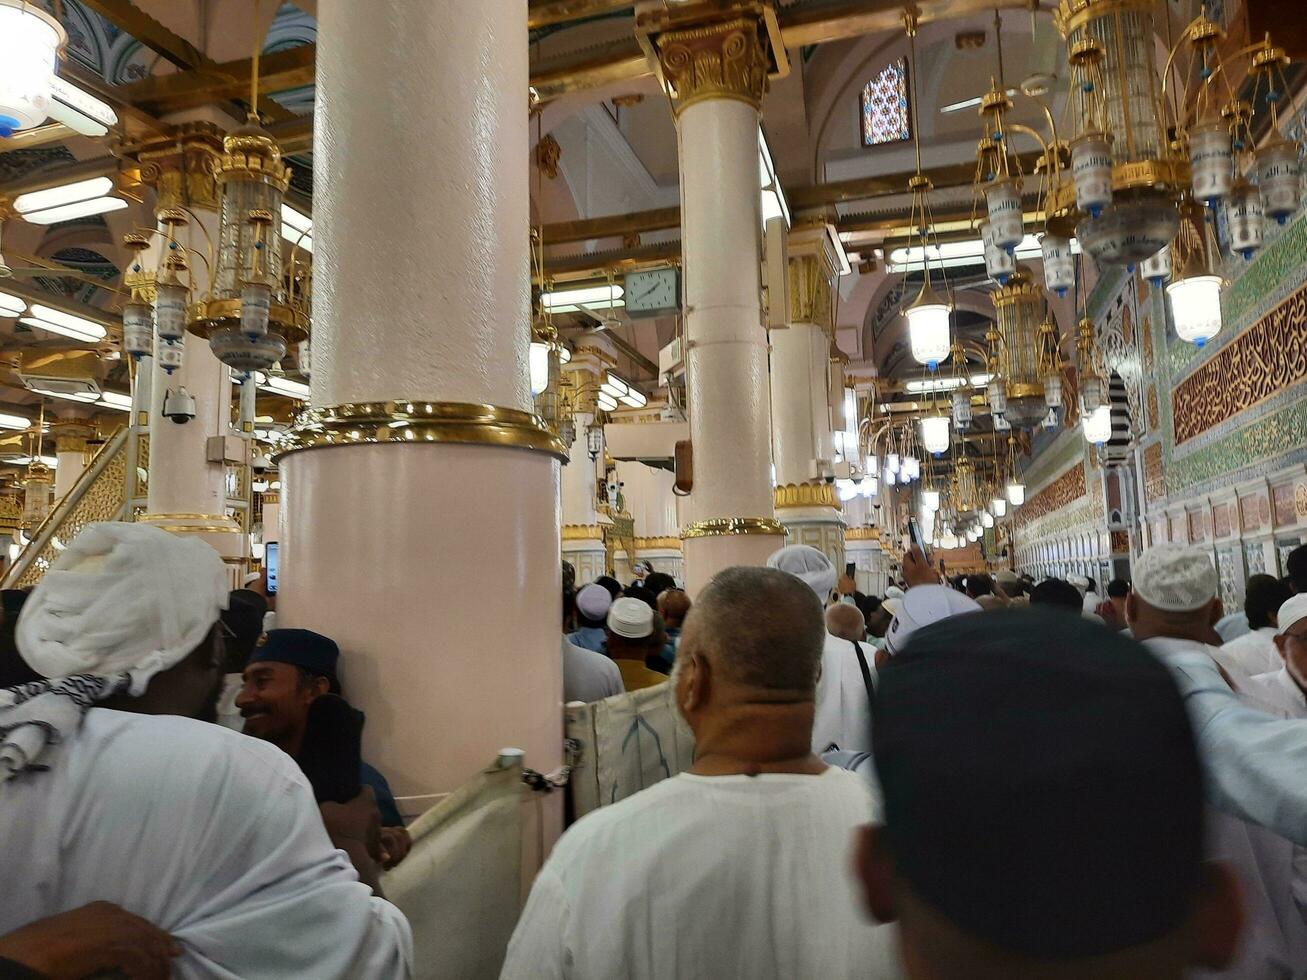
[654,15,771,116]
[681,517,786,539]
[774,482,842,510]
[276,401,567,462]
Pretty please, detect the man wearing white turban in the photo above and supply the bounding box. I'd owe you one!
[768,544,876,753]
[0,523,412,979]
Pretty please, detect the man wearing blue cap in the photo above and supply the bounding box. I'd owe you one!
[238,629,410,868]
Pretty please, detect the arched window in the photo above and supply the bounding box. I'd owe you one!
[861,58,910,146]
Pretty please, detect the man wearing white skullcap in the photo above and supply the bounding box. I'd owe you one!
[1131,544,1307,847]
[569,582,613,653]
[0,523,413,979]
[882,585,982,656]
[769,545,876,753]
[605,596,667,692]
[1245,594,1307,720]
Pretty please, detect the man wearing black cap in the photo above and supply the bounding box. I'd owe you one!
[854,609,1243,978]
[237,629,410,868]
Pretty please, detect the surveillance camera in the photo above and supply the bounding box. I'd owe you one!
[822,472,836,484]
[252,453,273,474]
[161,386,197,425]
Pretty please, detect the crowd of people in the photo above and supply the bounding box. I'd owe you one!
[2,520,1307,978]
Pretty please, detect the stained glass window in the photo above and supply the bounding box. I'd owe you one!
[861,59,910,147]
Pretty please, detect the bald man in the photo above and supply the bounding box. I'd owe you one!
[826,603,867,644]
[501,567,902,980]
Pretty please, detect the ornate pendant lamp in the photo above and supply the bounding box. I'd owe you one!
[0,0,63,138]
[1166,200,1223,347]
[989,268,1052,427]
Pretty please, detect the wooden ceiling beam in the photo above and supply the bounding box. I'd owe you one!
[121,45,317,113]
[529,0,633,30]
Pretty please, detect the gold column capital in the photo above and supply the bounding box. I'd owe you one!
[774,481,841,511]
[650,10,772,116]
[787,255,833,327]
[132,121,227,214]
[49,418,97,456]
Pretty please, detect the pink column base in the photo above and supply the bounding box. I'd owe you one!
[278,442,562,817]
[682,534,785,597]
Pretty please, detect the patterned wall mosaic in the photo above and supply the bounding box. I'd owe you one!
[1016,462,1087,528]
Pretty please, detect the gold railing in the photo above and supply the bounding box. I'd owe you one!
[4,427,132,589]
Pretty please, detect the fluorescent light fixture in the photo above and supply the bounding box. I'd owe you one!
[0,412,29,429]
[281,203,313,255]
[759,127,791,229]
[596,392,619,412]
[905,376,966,394]
[47,75,118,137]
[940,89,1017,114]
[255,373,311,399]
[19,196,128,225]
[29,386,96,403]
[13,176,114,214]
[21,303,107,342]
[620,387,647,409]
[541,284,623,313]
[95,391,131,412]
[887,235,1079,274]
[0,290,26,316]
[601,374,630,398]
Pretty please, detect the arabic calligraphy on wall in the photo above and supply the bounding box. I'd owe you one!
[1172,283,1307,444]
[1016,462,1087,528]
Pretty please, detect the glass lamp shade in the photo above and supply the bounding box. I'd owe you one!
[1082,404,1113,445]
[920,415,951,455]
[1076,199,1179,267]
[1080,376,1104,412]
[922,489,941,510]
[940,533,959,551]
[529,341,551,397]
[905,299,952,370]
[0,3,61,136]
[1070,133,1113,217]
[240,282,272,339]
[1226,183,1264,259]
[1257,139,1301,225]
[1140,244,1172,288]
[985,179,1024,252]
[951,390,973,428]
[1188,121,1233,203]
[981,510,995,528]
[1040,233,1075,296]
[586,424,604,459]
[982,221,1017,284]
[991,496,1008,517]
[863,453,879,478]
[157,341,184,375]
[993,414,1012,432]
[987,379,1007,415]
[862,479,878,498]
[886,452,900,474]
[22,471,52,530]
[837,479,859,502]
[904,456,920,480]
[1042,408,1060,429]
[154,281,188,344]
[1166,274,1223,347]
[209,327,286,373]
[884,469,897,487]
[122,302,153,360]
[1007,481,1026,506]
[1043,374,1063,408]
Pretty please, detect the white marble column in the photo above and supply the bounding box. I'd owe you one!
[770,231,845,570]
[50,415,94,501]
[277,0,563,817]
[139,200,245,572]
[656,16,783,593]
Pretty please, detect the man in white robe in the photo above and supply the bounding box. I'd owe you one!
[1216,576,1293,681]
[501,565,903,980]
[0,523,411,979]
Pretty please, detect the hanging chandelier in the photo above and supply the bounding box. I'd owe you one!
[986,267,1062,428]
[901,14,954,373]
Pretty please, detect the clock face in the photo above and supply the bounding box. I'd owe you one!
[623,267,680,318]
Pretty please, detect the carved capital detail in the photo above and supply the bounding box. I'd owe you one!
[656,16,769,116]
[133,122,226,214]
[774,481,842,511]
[788,255,832,326]
[535,133,562,180]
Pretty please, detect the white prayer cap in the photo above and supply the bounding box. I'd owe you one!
[1067,575,1090,594]
[885,585,982,655]
[766,545,837,600]
[1132,544,1218,613]
[608,597,654,639]
[576,583,612,620]
[1277,594,1307,636]
[16,522,228,693]
[886,586,906,599]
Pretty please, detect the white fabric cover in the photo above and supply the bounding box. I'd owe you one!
[16,522,228,689]
[766,544,837,600]
[0,708,412,978]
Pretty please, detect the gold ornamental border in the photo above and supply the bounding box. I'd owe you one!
[562,524,605,541]
[774,482,842,511]
[186,298,310,346]
[681,517,786,540]
[634,536,682,551]
[275,401,567,462]
[1048,158,1189,215]
[845,527,881,541]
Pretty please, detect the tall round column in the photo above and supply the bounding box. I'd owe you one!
[137,159,245,577]
[656,15,783,593]
[49,416,94,501]
[277,0,563,816]
[770,242,845,569]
